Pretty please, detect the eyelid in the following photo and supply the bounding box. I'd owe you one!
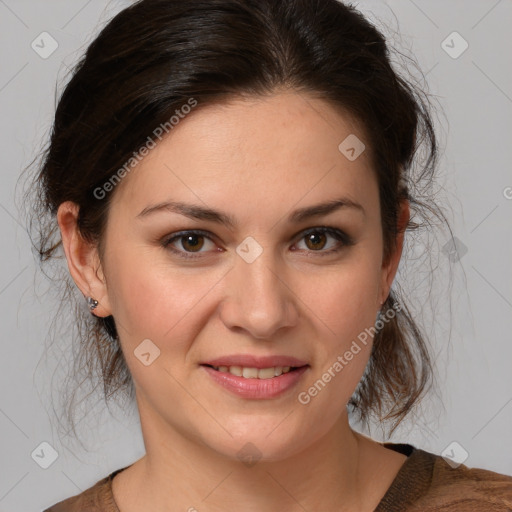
[161,229,218,259]
[291,226,355,258]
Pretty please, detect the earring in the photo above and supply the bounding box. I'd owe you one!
[86,296,99,311]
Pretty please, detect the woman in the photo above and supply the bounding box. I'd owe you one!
[31,0,512,510]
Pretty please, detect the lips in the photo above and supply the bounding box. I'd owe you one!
[200,354,310,399]
[201,364,309,399]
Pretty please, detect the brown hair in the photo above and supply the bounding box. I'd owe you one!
[23,0,451,439]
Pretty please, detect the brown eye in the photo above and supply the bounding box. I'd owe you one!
[180,233,205,252]
[162,230,217,258]
[304,232,328,250]
[294,227,354,256]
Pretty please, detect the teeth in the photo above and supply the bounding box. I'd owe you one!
[212,365,293,379]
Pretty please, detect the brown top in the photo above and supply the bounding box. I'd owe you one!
[43,443,512,511]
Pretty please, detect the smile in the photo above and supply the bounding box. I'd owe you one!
[210,365,294,379]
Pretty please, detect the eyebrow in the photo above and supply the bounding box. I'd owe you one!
[136,196,365,228]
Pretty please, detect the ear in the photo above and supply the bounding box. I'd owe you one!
[57,201,112,317]
[378,199,410,305]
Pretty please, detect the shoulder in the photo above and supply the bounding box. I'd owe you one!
[42,466,128,512]
[412,447,512,511]
[377,442,512,511]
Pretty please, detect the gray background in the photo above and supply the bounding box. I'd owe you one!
[0,1,511,510]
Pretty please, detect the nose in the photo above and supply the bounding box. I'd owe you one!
[219,245,299,340]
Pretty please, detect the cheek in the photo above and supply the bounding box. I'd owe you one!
[298,253,381,388]
[106,258,218,402]
[107,248,228,352]
[302,255,381,335]
[293,265,380,426]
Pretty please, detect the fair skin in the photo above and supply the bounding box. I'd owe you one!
[58,91,410,512]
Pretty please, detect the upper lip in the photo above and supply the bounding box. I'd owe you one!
[202,354,309,369]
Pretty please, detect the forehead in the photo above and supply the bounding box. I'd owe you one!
[111,92,376,218]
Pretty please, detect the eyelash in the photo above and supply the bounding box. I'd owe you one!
[160,227,354,260]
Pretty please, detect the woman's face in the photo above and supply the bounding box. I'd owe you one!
[95,92,402,461]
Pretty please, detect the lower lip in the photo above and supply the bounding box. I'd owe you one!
[201,365,309,399]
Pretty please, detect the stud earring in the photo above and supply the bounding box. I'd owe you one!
[86,296,99,311]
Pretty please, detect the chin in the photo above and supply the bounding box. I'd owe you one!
[199,416,321,465]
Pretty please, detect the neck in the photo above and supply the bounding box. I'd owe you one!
[122,404,383,512]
